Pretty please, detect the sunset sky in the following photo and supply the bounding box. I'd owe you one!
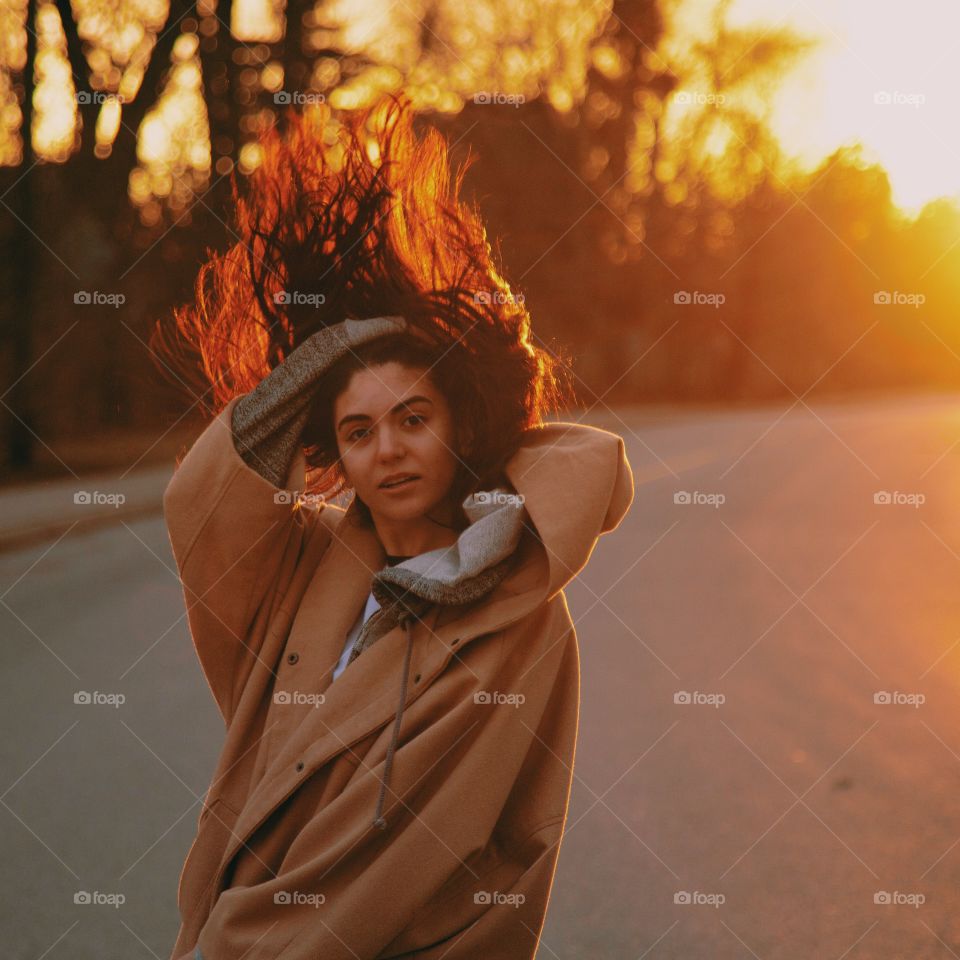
[4,0,957,218]
[700,0,960,214]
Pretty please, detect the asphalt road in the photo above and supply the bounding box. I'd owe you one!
[2,392,960,959]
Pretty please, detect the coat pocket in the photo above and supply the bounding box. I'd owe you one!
[178,797,240,917]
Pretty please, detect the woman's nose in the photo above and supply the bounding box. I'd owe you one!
[376,426,405,459]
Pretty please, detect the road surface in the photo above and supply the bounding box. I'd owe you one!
[2,392,960,958]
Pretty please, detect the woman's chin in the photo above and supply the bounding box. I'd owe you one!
[369,495,428,523]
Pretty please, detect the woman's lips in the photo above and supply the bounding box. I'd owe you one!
[380,476,420,492]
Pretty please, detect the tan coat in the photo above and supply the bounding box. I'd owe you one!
[164,395,634,959]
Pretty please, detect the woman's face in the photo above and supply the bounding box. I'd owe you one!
[333,362,463,525]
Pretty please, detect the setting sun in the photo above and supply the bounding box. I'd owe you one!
[713,0,960,215]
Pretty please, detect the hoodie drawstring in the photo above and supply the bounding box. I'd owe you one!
[372,608,417,831]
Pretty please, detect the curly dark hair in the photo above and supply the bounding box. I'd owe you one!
[151,91,574,523]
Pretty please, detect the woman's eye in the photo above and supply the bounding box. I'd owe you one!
[347,415,423,442]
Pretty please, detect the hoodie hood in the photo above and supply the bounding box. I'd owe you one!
[347,487,529,664]
[376,489,530,604]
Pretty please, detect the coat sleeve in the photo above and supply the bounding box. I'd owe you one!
[163,394,325,727]
[193,610,576,960]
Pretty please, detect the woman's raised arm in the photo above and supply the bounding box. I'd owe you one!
[163,316,407,725]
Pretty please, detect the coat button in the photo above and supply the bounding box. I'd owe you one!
[287,652,299,665]
[414,673,421,683]
[295,761,304,772]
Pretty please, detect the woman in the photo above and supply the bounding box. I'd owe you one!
[157,93,634,960]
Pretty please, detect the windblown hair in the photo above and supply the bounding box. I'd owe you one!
[151,92,573,519]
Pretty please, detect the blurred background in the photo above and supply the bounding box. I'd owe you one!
[2,0,959,478]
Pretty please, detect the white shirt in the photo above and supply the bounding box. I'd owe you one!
[332,591,381,682]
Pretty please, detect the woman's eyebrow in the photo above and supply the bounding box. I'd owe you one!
[337,395,434,432]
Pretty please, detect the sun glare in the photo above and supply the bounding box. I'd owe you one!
[721,0,960,216]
